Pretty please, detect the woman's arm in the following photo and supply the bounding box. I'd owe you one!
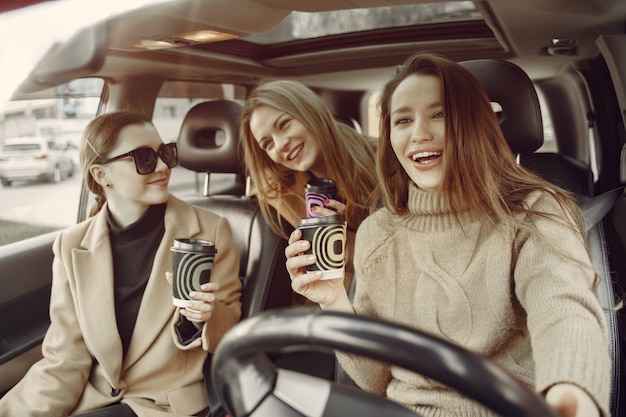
[286,225,392,395]
[514,194,610,417]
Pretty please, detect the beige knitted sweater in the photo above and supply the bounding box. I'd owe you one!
[338,184,610,417]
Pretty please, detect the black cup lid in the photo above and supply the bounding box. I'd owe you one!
[298,214,344,227]
[305,177,337,194]
[171,238,217,253]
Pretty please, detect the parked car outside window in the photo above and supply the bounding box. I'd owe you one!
[0,136,75,186]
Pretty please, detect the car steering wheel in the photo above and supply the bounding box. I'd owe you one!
[211,308,562,417]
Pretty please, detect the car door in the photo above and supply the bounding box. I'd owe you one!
[0,78,104,396]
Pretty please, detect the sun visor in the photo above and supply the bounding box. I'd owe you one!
[14,23,106,95]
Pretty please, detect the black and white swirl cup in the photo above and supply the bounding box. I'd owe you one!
[297,214,346,280]
[170,238,217,307]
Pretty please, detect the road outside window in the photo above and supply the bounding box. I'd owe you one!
[0,78,103,246]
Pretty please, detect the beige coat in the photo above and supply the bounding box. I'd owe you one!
[0,195,241,417]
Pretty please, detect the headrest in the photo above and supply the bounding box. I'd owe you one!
[177,99,244,175]
[459,59,544,154]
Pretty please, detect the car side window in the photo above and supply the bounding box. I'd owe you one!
[0,78,104,247]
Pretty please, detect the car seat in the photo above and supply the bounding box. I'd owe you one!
[178,101,338,384]
[459,58,622,417]
[177,99,292,318]
[177,99,295,417]
[459,59,594,197]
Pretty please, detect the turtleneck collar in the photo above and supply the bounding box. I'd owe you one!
[107,203,167,243]
[406,183,449,216]
[401,183,475,232]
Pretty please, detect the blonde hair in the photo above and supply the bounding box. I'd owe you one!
[240,80,378,237]
[79,112,153,216]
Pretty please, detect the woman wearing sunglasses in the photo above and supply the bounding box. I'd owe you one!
[0,112,242,417]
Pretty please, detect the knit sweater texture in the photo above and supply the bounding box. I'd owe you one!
[338,184,610,417]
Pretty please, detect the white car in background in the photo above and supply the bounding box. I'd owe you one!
[0,136,75,186]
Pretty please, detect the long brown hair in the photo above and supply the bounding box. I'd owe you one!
[79,111,153,216]
[240,80,378,237]
[377,52,585,237]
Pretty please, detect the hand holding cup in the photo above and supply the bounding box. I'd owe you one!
[285,228,346,308]
[170,238,220,323]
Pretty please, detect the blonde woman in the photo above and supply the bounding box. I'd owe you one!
[240,79,379,302]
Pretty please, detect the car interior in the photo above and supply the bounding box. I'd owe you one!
[1,0,626,416]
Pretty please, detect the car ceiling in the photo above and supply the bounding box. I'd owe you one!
[11,0,626,98]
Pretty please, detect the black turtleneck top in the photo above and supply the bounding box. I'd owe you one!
[107,203,166,356]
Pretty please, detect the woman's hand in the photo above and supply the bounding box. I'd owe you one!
[166,271,220,324]
[181,282,220,323]
[310,198,346,217]
[285,228,352,311]
[545,383,600,417]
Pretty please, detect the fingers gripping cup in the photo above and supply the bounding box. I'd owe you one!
[170,238,217,307]
[297,214,347,280]
[305,178,338,217]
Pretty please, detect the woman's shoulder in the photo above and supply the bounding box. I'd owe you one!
[523,187,572,214]
[61,218,93,236]
[355,208,399,253]
[513,187,582,233]
[361,206,401,229]
[54,215,99,249]
[189,202,223,220]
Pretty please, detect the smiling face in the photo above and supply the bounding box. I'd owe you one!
[249,104,325,177]
[389,74,445,191]
[91,122,171,225]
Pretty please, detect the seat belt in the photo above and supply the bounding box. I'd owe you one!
[579,142,626,231]
[580,187,624,232]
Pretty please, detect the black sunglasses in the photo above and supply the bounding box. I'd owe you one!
[100,142,178,175]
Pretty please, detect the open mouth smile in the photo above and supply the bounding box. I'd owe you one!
[288,144,304,161]
[411,151,442,165]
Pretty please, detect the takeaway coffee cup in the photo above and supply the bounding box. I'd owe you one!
[170,238,217,307]
[305,178,338,217]
[297,214,346,280]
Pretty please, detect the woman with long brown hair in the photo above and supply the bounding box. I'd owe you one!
[285,53,609,417]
